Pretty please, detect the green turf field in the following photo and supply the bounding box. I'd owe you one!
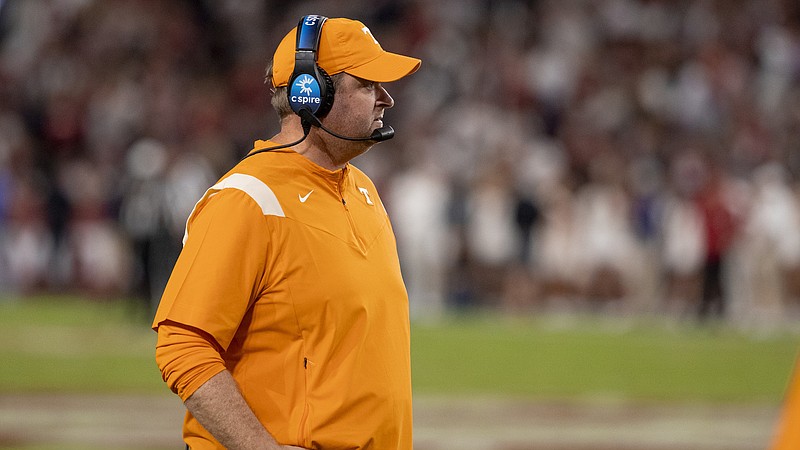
[412,314,800,403]
[0,297,798,404]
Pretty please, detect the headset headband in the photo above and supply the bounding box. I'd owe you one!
[296,15,327,52]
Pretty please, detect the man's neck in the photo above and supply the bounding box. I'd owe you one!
[271,120,352,171]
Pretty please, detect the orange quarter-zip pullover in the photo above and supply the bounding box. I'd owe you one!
[153,141,412,450]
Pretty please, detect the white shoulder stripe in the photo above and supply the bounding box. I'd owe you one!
[182,173,284,246]
[210,173,285,217]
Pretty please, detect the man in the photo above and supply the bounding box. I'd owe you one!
[153,15,420,450]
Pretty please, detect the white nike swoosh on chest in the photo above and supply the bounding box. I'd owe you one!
[299,190,314,203]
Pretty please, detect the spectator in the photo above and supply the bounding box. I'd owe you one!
[739,162,800,329]
[0,0,798,330]
[695,160,741,321]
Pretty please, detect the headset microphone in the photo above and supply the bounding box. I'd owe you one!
[298,109,395,142]
[369,125,395,142]
[241,111,393,160]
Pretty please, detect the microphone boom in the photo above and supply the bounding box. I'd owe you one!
[299,109,395,142]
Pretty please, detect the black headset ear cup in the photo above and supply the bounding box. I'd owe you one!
[315,66,335,117]
[285,64,334,118]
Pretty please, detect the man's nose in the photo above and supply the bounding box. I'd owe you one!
[377,85,394,108]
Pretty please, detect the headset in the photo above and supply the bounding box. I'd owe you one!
[244,15,394,159]
[287,15,335,119]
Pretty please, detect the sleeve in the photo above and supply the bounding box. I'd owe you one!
[155,320,227,401]
[151,188,271,350]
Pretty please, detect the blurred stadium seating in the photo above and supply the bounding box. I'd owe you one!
[1,0,799,330]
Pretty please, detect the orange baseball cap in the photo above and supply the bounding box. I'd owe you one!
[271,17,421,88]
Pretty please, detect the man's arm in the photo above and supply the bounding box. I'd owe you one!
[154,322,304,450]
[185,370,307,450]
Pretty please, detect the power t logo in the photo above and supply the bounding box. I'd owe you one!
[290,74,322,113]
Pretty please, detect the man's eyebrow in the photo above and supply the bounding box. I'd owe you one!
[353,75,376,87]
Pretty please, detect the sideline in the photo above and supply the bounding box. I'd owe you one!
[0,393,781,450]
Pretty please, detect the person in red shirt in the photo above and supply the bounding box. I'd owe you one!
[695,165,739,320]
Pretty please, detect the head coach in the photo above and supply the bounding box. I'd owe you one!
[152,15,421,450]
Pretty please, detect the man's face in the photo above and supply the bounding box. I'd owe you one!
[321,73,394,156]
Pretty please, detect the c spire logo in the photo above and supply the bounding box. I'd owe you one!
[290,74,322,113]
[296,75,314,95]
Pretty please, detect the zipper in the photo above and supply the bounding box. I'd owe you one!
[338,166,348,207]
[297,357,312,446]
[337,166,367,251]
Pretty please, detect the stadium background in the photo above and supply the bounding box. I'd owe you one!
[1,0,799,449]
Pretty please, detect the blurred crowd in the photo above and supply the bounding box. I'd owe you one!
[2,0,800,328]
